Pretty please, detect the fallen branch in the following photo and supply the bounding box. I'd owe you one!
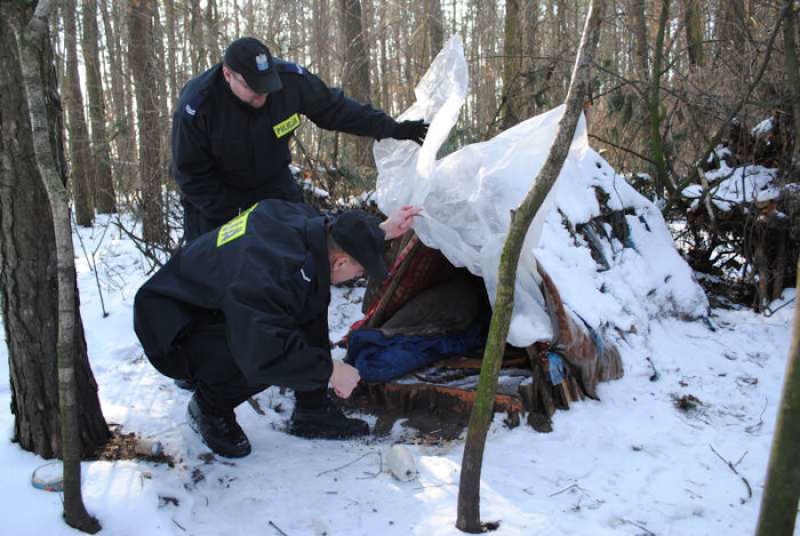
[709,444,753,501]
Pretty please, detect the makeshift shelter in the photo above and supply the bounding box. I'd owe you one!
[344,36,709,432]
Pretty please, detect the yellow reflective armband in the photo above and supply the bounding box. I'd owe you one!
[273,113,301,138]
[217,204,258,247]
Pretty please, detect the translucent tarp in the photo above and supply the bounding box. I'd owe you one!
[374,35,708,347]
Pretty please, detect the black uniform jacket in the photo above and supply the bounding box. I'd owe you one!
[134,200,333,391]
[172,60,399,236]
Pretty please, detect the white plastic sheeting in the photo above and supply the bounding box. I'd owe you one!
[374,35,708,347]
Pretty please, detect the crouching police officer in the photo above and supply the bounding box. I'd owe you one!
[173,36,428,242]
[133,201,420,457]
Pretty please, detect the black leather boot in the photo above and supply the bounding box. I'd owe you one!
[288,397,369,439]
[187,395,251,458]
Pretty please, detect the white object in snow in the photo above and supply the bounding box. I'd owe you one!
[134,437,163,457]
[385,445,418,482]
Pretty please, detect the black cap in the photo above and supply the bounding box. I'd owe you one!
[330,211,388,281]
[223,37,282,94]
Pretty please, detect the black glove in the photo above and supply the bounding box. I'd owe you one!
[393,119,428,145]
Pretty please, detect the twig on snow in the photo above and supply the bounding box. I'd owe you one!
[246,397,265,415]
[268,520,289,536]
[549,483,581,497]
[316,452,381,478]
[745,398,768,434]
[709,444,753,501]
[412,482,457,490]
[172,519,186,531]
[621,519,656,535]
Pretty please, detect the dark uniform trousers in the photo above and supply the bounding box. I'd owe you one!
[174,313,329,415]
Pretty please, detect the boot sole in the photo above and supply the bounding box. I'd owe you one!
[287,423,370,440]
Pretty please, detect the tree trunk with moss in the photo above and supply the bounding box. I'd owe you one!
[755,257,800,536]
[456,0,606,531]
[6,0,109,532]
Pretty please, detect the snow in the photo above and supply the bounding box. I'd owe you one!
[375,36,708,347]
[752,118,774,137]
[681,163,781,213]
[0,209,797,535]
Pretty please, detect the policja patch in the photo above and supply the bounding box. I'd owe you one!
[217,204,258,247]
[273,113,301,138]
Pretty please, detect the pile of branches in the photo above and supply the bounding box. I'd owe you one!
[671,116,798,311]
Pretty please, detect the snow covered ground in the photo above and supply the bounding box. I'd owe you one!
[0,214,796,536]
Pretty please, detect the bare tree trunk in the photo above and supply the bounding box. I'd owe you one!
[427,0,445,63]
[190,0,206,72]
[647,0,671,199]
[339,0,374,172]
[129,0,167,245]
[206,0,221,63]
[165,0,179,102]
[5,0,109,532]
[456,0,606,531]
[628,0,648,79]
[502,0,523,130]
[755,258,800,536]
[63,0,95,226]
[100,0,137,197]
[83,0,116,214]
[684,0,704,67]
[783,0,800,175]
[522,0,540,118]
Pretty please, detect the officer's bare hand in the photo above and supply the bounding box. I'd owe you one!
[380,205,422,240]
[330,360,361,399]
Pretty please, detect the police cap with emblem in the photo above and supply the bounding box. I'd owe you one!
[224,37,282,94]
[330,211,389,281]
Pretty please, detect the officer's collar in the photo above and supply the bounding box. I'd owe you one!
[306,216,331,295]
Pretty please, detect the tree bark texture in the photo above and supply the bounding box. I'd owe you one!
[755,258,800,536]
[63,0,96,225]
[83,0,116,214]
[99,0,137,195]
[2,0,109,463]
[339,0,374,171]
[456,0,606,532]
[648,0,671,199]
[6,0,108,532]
[684,0,705,67]
[502,0,523,130]
[783,0,800,175]
[129,0,167,245]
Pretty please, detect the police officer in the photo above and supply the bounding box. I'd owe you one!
[134,201,420,457]
[173,36,428,242]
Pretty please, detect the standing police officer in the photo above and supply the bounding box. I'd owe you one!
[172,36,427,242]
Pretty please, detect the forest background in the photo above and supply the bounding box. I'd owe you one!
[0,0,798,532]
[35,0,800,310]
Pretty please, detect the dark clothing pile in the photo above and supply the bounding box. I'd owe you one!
[346,274,490,382]
[134,200,333,394]
[172,60,400,240]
